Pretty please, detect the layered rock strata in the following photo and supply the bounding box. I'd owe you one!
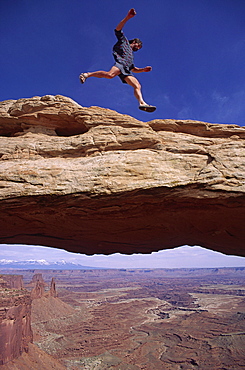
[0,95,244,256]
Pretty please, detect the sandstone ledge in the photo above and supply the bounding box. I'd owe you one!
[0,95,244,256]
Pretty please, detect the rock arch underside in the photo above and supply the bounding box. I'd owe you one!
[0,95,244,257]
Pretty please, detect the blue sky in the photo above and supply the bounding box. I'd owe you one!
[0,245,245,269]
[1,1,245,268]
[1,0,245,125]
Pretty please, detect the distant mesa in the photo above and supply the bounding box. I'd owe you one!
[0,95,244,257]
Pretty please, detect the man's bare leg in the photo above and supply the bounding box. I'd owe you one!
[80,66,120,82]
[125,75,156,111]
[124,75,147,105]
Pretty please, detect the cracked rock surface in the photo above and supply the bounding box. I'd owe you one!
[0,95,244,256]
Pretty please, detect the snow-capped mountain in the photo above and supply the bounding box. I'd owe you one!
[0,259,98,270]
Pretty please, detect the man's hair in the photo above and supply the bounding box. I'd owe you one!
[129,38,143,48]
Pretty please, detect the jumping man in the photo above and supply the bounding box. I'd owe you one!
[79,8,156,113]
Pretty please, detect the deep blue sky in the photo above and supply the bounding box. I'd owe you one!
[1,0,245,124]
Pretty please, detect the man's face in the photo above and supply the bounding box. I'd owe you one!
[131,41,142,52]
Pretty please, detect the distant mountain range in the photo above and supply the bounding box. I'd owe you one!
[1,259,245,272]
[0,259,99,270]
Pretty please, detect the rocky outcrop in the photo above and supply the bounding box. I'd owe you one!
[0,273,59,365]
[30,279,45,300]
[0,274,24,290]
[49,278,57,298]
[0,275,33,365]
[0,95,244,256]
[30,274,57,299]
[27,274,46,299]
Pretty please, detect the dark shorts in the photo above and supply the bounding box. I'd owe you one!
[114,62,134,84]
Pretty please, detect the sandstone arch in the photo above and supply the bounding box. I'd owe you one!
[0,95,244,256]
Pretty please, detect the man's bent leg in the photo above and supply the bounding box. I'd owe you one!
[85,66,120,79]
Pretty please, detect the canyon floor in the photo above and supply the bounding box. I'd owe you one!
[2,267,245,369]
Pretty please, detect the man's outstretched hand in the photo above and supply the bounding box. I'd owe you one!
[116,9,136,31]
[128,8,136,18]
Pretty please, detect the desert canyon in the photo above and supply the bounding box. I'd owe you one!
[0,268,245,369]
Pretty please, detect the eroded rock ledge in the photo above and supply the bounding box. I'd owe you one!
[0,95,244,256]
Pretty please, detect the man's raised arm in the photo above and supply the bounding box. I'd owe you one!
[115,8,136,31]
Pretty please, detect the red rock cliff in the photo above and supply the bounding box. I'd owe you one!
[0,275,33,365]
[1,274,24,289]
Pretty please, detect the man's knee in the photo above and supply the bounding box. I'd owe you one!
[135,80,141,89]
[125,76,141,89]
[107,72,116,79]
[132,80,141,90]
[107,67,120,79]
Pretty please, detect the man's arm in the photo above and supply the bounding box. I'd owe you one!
[115,8,136,31]
[132,66,152,73]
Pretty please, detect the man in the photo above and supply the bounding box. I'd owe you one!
[79,8,156,112]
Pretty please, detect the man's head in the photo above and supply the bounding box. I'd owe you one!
[129,38,142,51]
